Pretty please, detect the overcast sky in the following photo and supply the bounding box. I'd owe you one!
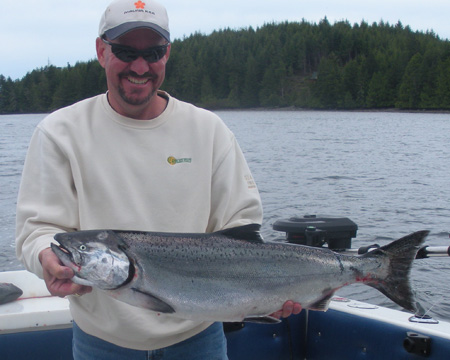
[1,0,449,80]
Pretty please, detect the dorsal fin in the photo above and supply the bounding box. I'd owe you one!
[219,224,264,243]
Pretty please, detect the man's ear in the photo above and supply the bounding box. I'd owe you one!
[96,37,107,68]
[165,43,171,62]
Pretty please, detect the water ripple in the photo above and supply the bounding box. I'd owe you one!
[2,111,450,321]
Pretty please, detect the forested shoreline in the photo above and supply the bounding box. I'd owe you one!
[1,18,450,114]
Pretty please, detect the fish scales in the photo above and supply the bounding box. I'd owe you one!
[52,225,428,323]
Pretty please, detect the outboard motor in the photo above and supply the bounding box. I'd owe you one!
[273,215,358,250]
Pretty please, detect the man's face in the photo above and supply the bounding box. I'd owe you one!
[97,28,171,119]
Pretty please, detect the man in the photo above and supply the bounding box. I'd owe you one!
[15,0,301,358]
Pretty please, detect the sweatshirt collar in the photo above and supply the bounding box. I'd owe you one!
[102,90,173,129]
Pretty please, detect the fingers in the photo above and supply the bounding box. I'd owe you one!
[280,300,301,318]
[281,301,295,318]
[271,300,303,319]
[39,248,92,297]
[40,248,74,279]
[271,309,283,319]
[283,300,302,316]
[292,302,302,315]
[67,284,93,297]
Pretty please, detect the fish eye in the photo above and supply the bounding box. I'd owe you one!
[79,245,87,251]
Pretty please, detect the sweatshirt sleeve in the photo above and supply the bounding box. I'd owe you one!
[15,125,79,279]
[207,133,263,232]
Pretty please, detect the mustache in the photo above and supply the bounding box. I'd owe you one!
[120,71,156,79]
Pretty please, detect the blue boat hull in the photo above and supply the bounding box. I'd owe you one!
[2,270,450,359]
[2,309,450,359]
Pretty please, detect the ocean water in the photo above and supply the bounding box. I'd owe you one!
[1,110,449,320]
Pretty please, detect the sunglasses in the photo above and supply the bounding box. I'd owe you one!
[102,37,169,63]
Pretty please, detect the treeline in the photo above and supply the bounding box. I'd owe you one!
[0,61,107,114]
[2,18,450,114]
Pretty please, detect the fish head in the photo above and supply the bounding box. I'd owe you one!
[51,230,131,290]
[0,283,23,305]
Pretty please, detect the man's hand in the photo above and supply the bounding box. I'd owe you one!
[39,248,92,297]
[271,300,302,319]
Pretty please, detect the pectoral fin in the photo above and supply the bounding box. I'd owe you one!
[131,288,175,313]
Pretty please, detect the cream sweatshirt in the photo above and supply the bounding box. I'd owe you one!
[15,91,262,350]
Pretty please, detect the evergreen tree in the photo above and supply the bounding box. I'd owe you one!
[342,59,362,108]
[1,19,450,113]
[396,53,424,109]
[241,54,260,107]
[436,58,450,108]
[313,54,343,108]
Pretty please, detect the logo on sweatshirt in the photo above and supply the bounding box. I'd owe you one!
[167,156,192,166]
[245,174,257,189]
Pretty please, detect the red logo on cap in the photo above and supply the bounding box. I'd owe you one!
[135,1,145,9]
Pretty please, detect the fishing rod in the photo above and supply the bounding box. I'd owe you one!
[416,246,450,259]
[340,244,450,259]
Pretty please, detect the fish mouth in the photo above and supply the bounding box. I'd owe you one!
[51,242,81,269]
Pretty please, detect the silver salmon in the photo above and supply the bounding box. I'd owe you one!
[51,224,428,323]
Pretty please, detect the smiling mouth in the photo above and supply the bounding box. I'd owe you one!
[127,76,150,85]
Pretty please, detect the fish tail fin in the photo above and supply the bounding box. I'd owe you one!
[363,230,429,313]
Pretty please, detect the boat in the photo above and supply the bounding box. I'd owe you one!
[2,216,450,359]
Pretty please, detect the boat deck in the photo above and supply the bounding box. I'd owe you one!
[1,271,450,359]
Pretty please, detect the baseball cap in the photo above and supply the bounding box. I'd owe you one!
[99,0,170,42]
